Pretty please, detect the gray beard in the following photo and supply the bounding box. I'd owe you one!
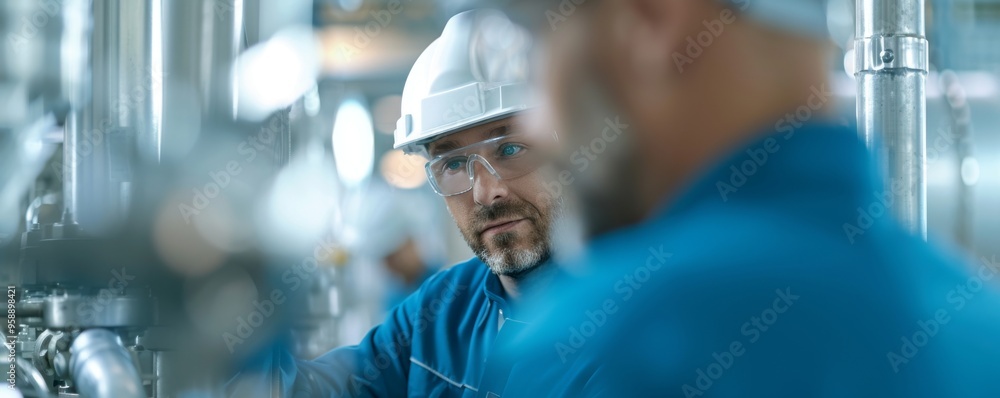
[476,232,548,277]
[461,196,562,278]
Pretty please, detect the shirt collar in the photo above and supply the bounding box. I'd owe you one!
[483,271,509,311]
[482,261,563,322]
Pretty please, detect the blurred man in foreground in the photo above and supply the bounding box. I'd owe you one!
[228,10,562,397]
[482,0,1000,396]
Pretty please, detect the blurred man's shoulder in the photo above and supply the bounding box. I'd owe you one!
[582,205,982,297]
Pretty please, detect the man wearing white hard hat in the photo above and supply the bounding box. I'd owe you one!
[228,9,565,397]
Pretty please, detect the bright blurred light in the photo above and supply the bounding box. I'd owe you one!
[154,194,227,277]
[961,156,980,186]
[373,95,402,135]
[332,99,375,187]
[261,154,340,251]
[304,84,321,117]
[338,0,362,12]
[316,26,425,79]
[236,26,320,121]
[955,72,998,99]
[844,48,857,79]
[379,149,427,189]
[927,72,998,99]
[22,135,46,160]
[826,0,853,49]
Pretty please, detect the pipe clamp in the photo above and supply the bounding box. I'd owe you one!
[855,35,928,73]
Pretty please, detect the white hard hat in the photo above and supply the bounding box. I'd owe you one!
[394,9,533,157]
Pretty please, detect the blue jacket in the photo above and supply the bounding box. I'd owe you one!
[228,257,531,397]
[489,122,1000,397]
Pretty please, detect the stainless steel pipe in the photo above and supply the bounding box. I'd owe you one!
[70,0,158,229]
[160,0,243,160]
[69,329,145,398]
[854,0,929,237]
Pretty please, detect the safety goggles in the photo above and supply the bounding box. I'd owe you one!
[425,132,554,197]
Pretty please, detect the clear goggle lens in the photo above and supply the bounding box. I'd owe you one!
[425,132,552,196]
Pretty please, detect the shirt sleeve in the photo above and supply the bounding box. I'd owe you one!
[226,282,425,398]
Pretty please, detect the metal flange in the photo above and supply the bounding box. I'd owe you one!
[855,35,928,73]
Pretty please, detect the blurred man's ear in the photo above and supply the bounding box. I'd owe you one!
[586,0,696,116]
[618,0,691,70]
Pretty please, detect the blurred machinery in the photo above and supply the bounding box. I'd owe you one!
[0,0,466,392]
[0,0,304,396]
[0,0,432,393]
[1,0,162,394]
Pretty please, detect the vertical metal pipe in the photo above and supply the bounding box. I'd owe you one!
[160,0,243,160]
[855,0,929,237]
[116,0,158,162]
[73,0,157,229]
[154,350,172,398]
[63,0,89,224]
[65,111,80,222]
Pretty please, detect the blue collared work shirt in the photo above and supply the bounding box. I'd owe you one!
[228,257,531,397]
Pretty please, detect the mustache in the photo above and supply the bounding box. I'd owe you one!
[473,201,534,230]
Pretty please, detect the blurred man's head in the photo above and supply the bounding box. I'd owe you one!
[425,116,559,277]
[518,0,833,236]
